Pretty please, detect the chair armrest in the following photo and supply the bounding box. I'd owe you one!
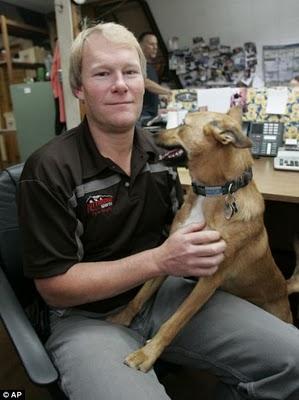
[0,266,59,386]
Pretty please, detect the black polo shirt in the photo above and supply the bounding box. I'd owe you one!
[141,62,159,119]
[18,118,183,312]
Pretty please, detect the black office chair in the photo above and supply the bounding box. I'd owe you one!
[0,163,66,399]
[0,164,207,399]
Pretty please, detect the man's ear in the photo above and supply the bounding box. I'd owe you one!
[74,87,84,101]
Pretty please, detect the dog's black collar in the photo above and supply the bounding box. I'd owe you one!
[192,168,253,197]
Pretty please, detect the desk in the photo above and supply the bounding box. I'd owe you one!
[178,158,299,204]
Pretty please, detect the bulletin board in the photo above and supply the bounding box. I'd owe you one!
[263,43,299,85]
[169,37,257,88]
[166,87,299,141]
[243,87,299,140]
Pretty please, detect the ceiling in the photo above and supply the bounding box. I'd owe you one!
[3,0,55,14]
[3,0,101,14]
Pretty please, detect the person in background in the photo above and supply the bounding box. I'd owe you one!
[139,31,172,125]
[50,40,67,135]
[290,75,299,86]
[18,22,299,400]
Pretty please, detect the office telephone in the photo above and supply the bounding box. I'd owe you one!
[247,122,284,157]
[274,147,299,171]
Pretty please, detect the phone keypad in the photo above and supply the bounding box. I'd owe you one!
[248,122,284,157]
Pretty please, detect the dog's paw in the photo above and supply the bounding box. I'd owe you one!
[124,349,155,373]
[124,341,160,373]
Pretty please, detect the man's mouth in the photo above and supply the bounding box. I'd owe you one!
[106,101,133,105]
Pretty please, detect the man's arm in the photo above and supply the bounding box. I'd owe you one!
[35,223,225,308]
[145,78,172,97]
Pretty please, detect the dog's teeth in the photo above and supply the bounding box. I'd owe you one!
[159,148,185,161]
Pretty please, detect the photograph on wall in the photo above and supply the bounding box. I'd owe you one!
[169,37,257,88]
[168,89,198,111]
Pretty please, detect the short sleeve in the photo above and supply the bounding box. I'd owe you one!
[18,179,82,278]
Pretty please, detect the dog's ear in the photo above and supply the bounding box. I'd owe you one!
[215,129,252,148]
[227,106,243,125]
[205,123,252,148]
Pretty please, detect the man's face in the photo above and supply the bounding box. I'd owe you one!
[140,34,158,61]
[75,33,145,133]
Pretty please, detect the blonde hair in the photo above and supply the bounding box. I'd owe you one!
[69,22,146,95]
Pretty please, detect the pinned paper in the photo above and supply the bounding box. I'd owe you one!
[197,88,235,113]
[166,110,188,129]
[266,87,288,115]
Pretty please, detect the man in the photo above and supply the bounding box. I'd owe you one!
[18,22,299,400]
[290,75,299,86]
[139,31,172,124]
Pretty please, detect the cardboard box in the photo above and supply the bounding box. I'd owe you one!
[18,46,46,64]
[3,112,16,130]
[9,36,33,50]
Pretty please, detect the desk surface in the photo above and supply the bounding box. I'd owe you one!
[178,158,299,204]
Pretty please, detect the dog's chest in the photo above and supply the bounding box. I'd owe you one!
[183,195,206,227]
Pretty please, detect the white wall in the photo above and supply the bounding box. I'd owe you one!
[146,0,299,77]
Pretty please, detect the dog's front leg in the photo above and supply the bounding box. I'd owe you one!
[107,277,166,326]
[125,273,223,372]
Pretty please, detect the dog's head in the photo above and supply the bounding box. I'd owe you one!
[156,107,253,185]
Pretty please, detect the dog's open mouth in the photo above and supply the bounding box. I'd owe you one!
[158,146,188,166]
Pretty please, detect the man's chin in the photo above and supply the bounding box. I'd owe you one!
[89,109,141,133]
[109,116,137,132]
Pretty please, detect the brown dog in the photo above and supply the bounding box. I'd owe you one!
[108,107,299,372]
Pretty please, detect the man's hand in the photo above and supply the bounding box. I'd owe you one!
[153,223,226,277]
[159,90,172,105]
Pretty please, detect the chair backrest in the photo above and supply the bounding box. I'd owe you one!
[0,163,35,307]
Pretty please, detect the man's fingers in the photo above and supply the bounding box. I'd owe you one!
[180,222,206,234]
[192,265,219,277]
[197,252,225,267]
[190,253,225,276]
[187,229,222,244]
[191,240,226,256]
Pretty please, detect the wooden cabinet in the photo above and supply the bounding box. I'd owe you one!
[0,15,49,111]
[0,15,49,167]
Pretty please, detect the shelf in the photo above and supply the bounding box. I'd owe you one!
[0,15,49,85]
[0,60,44,68]
[13,61,45,68]
[0,129,16,134]
[0,17,48,38]
[0,14,49,164]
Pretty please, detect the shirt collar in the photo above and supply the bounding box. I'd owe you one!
[77,118,159,180]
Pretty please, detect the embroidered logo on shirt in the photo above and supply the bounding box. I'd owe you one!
[86,195,113,215]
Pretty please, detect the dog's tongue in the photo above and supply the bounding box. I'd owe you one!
[159,148,185,161]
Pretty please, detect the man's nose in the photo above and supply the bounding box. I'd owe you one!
[111,73,128,92]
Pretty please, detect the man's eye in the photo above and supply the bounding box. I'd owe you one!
[96,71,109,77]
[125,70,138,75]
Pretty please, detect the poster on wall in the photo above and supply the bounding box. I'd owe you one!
[263,43,299,85]
[168,36,257,88]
